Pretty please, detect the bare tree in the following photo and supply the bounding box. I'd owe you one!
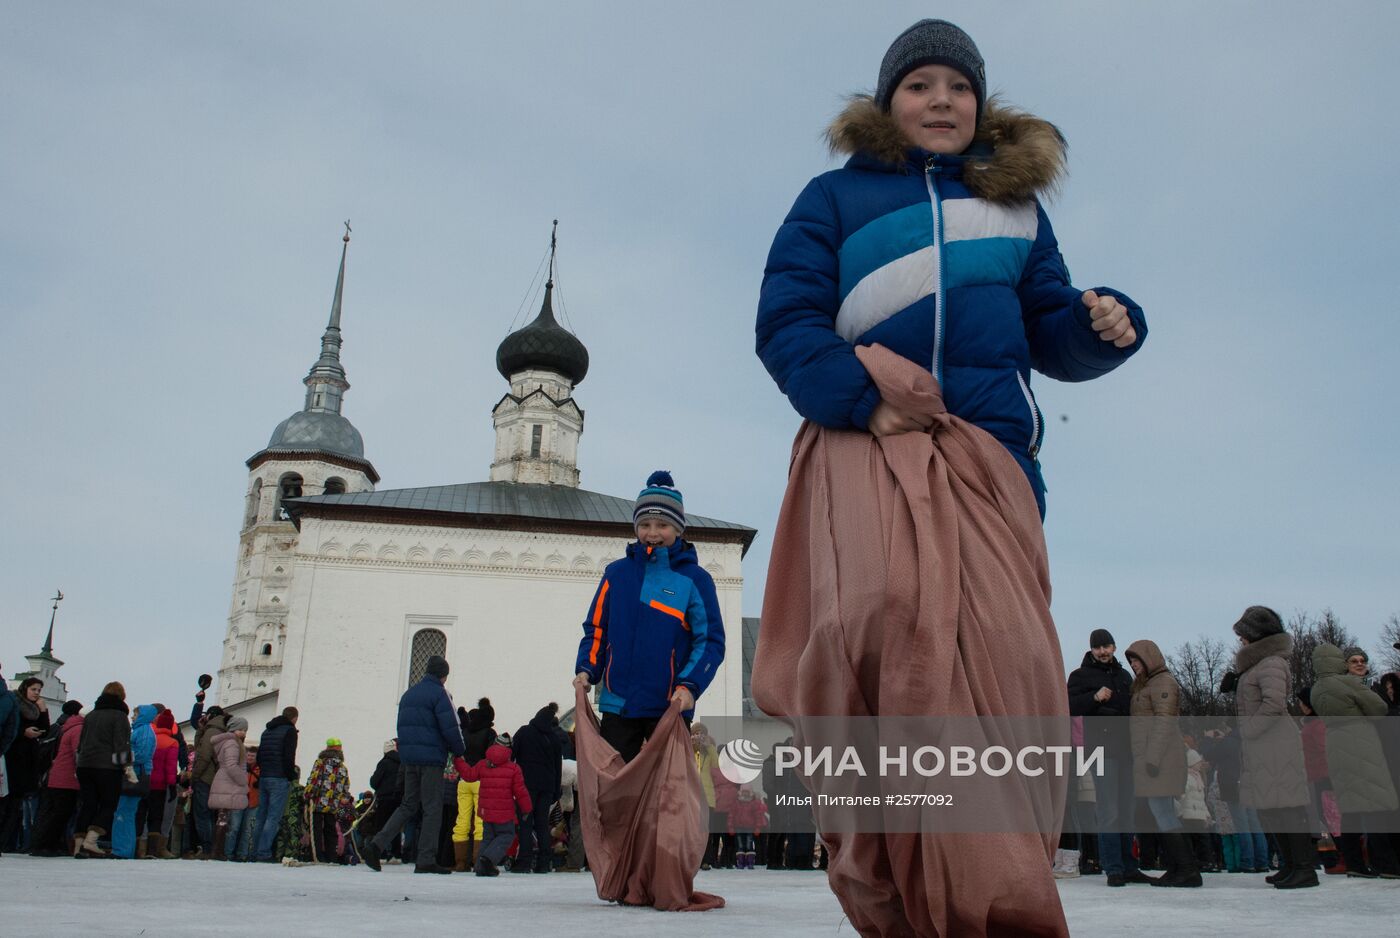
[1168,635,1232,717]
[1379,614,1400,677]
[1288,608,1357,698]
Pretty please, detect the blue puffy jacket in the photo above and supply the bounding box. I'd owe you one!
[575,539,725,718]
[131,704,157,775]
[757,97,1147,515]
[395,676,465,766]
[0,679,18,757]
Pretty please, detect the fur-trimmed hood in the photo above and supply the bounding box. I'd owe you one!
[1234,632,1294,675]
[826,94,1065,203]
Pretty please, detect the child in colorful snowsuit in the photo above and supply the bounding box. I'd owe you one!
[303,738,355,863]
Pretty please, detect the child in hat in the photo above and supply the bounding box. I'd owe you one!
[573,470,726,763]
[753,19,1149,936]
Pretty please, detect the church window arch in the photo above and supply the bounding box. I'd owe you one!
[275,473,304,519]
[408,628,448,686]
[531,424,543,458]
[323,477,347,496]
[261,643,273,656]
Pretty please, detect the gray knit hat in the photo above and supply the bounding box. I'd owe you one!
[875,19,986,121]
[226,716,249,733]
[1342,646,1368,664]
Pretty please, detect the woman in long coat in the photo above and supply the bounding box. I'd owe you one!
[1124,640,1198,887]
[1310,643,1399,878]
[1229,606,1315,888]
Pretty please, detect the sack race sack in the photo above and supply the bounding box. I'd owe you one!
[573,686,723,912]
[752,345,1070,938]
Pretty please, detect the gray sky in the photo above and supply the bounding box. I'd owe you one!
[4,1,1398,709]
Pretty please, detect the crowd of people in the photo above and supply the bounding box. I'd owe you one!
[1060,608,1400,890]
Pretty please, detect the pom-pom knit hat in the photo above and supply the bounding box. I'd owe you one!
[634,470,686,534]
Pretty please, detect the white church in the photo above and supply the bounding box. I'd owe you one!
[213,230,756,780]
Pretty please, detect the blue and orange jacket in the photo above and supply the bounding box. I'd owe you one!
[757,97,1147,516]
[575,539,725,718]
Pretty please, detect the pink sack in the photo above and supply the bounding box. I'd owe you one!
[573,687,724,912]
[753,345,1070,938]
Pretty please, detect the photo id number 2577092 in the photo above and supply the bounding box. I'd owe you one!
[886,794,953,806]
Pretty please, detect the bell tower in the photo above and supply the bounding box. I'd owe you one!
[490,222,589,486]
[218,224,379,706]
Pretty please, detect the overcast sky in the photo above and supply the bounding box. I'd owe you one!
[4,1,1398,709]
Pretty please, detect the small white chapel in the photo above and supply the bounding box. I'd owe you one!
[212,228,756,780]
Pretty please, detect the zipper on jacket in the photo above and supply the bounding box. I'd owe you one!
[1015,370,1042,459]
[924,158,946,385]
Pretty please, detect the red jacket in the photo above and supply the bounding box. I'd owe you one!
[459,743,532,823]
[46,714,84,791]
[151,725,181,789]
[727,794,768,834]
[1301,717,1329,783]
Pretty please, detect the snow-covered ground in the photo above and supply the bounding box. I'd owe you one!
[1,856,1395,936]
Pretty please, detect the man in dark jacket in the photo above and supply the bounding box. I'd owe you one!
[189,706,227,854]
[361,656,466,874]
[252,706,298,861]
[0,664,18,760]
[511,703,563,873]
[1066,628,1150,887]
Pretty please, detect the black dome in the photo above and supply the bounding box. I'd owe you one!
[495,284,589,385]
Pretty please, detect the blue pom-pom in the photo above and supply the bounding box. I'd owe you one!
[647,470,675,488]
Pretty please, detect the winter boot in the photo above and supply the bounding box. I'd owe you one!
[80,827,109,857]
[453,841,470,872]
[475,853,499,876]
[210,824,228,861]
[72,835,85,858]
[534,853,552,873]
[414,862,453,874]
[509,853,534,873]
[360,838,382,872]
[1275,834,1319,888]
[156,833,175,859]
[135,834,148,860]
[1052,848,1081,879]
[1150,833,1202,887]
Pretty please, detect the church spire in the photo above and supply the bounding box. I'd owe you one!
[303,222,352,414]
[41,589,62,658]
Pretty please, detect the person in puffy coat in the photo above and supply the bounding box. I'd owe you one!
[303,738,355,864]
[146,709,180,858]
[190,707,227,853]
[1311,643,1399,877]
[1226,606,1315,888]
[754,24,1146,520]
[1,677,50,852]
[727,785,768,870]
[573,472,725,759]
[510,702,563,874]
[208,717,250,861]
[27,706,83,856]
[110,703,158,859]
[458,740,532,876]
[74,682,132,857]
[361,655,464,874]
[1125,640,1198,887]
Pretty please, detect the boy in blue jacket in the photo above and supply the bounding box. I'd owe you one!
[756,18,1146,518]
[573,471,725,763]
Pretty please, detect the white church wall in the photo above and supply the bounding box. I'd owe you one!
[275,515,746,782]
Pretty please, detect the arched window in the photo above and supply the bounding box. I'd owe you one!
[275,472,303,519]
[244,478,263,529]
[323,477,347,495]
[261,643,273,656]
[408,629,448,685]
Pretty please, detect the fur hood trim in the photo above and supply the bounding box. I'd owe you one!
[825,94,1066,203]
